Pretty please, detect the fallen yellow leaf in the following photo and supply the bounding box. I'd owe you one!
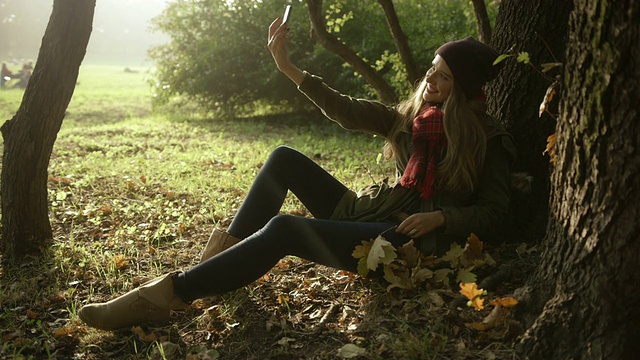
[112,254,128,269]
[26,309,38,319]
[490,297,519,307]
[459,283,485,311]
[54,327,73,338]
[467,322,488,331]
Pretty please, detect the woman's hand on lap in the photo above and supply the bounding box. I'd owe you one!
[396,211,447,238]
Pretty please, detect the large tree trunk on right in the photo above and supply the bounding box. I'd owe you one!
[487,0,573,240]
[1,0,95,261]
[517,0,640,358]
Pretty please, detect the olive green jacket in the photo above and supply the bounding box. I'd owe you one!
[298,72,516,254]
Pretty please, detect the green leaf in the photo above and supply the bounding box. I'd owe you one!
[456,268,477,284]
[433,268,453,285]
[492,53,511,66]
[56,191,68,201]
[441,243,464,267]
[357,257,369,277]
[517,52,530,64]
[540,62,562,73]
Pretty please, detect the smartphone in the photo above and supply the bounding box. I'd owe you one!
[282,5,292,25]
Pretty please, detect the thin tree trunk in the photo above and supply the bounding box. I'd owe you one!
[377,0,420,85]
[487,0,573,240]
[516,0,640,358]
[470,0,492,43]
[305,0,398,104]
[0,0,95,260]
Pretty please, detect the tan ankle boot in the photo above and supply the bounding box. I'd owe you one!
[200,229,241,263]
[78,273,188,331]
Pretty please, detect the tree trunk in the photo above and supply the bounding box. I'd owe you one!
[305,0,398,104]
[516,0,640,358]
[376,0,420,85]
[470,0,492,43]
[0,0,95,260]
[487,0,573,240]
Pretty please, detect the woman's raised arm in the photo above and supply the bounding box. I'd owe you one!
[267,18,305,86]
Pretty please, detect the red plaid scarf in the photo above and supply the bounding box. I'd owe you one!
[400,105,447,200]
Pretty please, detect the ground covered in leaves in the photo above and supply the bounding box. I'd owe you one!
[0,66,541,359]
[1,236,537,360]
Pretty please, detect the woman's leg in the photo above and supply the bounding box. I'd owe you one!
[227,146,349,239]
[78,216,408,330]
[174,216,410,302]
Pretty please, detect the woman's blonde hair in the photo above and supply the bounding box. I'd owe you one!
[384,77,488,193]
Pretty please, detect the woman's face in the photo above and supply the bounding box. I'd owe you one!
[422,55,453,104]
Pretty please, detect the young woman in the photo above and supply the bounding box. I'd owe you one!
[78,18,515,331]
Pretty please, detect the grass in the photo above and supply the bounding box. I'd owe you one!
[0,64,530,359]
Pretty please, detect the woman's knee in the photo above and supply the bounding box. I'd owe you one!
[263,214,301,234]
[267,146,306,167]
[269,145,295,160]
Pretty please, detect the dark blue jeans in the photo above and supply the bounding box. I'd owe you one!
[173,146,409,302]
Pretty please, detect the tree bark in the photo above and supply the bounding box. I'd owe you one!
[0,0,95,260]
[487,0,573,240]
[470,0,492,43]
[376,0,420,85]
[305,0,398,104]
[516,0,640,358]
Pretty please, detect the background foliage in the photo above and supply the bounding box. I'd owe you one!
[149,0,498,114]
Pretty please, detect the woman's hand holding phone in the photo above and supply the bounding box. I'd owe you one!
[268,5,304,85]
[281,5,291,25]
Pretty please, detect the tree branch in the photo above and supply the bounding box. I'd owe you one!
[471,0,492,43]
[305,0,397,104]
[377,0,420,85]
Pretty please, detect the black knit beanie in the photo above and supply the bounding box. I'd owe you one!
[436,37,501,100]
